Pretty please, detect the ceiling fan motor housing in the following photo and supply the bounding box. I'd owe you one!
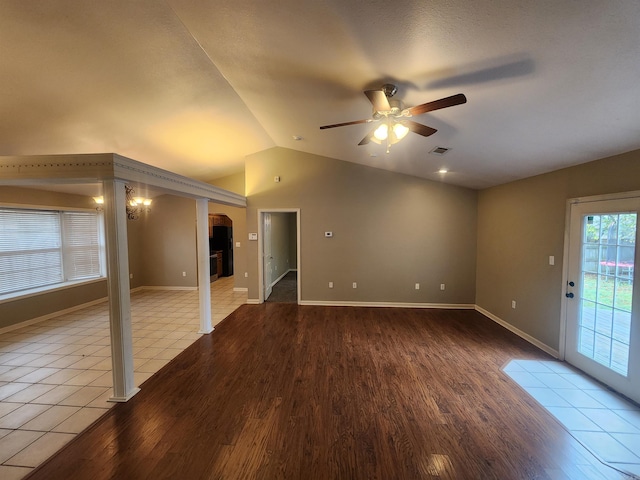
[373,99,404,118]
[381,83,398,98]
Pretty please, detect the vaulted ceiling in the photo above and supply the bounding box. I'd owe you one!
[1,1,639,189]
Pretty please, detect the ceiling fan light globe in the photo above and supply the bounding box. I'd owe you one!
[393,123,409,140]
[373,123,388,141]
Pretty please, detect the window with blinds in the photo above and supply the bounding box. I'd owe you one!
[0,208,105,297]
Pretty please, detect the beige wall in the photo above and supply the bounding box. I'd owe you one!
[208,171,245,196]
[0,281,108,329]
[138,194,198,288]
[0,186,109,328]
[0,186,96,209]
[0,186,241,328]
[126,216,145,289]
[476,148,640,351]
[245,147,478,304]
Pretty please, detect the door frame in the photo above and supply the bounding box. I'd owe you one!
[560,189,640,361]
[263,212,273,301]
[257,208,301,304]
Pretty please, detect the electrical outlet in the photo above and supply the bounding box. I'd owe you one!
[244,272,248,278]
[182,272,186,277]
[440,284,445,291]
[415,283,420,290]
[352,282,357,289]
[329,282,333,288]
[129,273,133,279]
[512,300,516,309]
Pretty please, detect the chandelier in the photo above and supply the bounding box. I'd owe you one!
[93,185,152,220]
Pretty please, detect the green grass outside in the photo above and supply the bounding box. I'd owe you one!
[582,272,633,312]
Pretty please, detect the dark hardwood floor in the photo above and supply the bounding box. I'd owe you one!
[26,305,631,479]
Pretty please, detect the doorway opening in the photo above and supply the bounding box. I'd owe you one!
[209,214,234,281]
[258,209,300,304]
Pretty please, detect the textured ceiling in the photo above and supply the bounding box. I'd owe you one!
[1,1,639,189]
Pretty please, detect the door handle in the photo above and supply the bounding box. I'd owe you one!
[566,292,574,298]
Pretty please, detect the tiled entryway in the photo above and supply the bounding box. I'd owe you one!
[0,277,246,480]
[504,359,640,479]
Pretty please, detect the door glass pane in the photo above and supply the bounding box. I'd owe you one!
[612,309,631,343]
[579,213,636,376]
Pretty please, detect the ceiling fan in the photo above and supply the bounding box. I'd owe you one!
[319,84,466,152]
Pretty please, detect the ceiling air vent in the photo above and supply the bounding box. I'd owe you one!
[430,146,450,156]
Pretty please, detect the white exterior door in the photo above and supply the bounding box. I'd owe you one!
[565,197,640,403]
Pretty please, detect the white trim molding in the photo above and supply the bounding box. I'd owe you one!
[0,153,246,207]
[475,306,559,358]
[0,296,109,335]
[270,268,295,288]
[300,300,476,309]
[1,285,202,334]
[140,286,198,291]
[233,287,248,292]
[108,387,141,403]
[257,208,301,305]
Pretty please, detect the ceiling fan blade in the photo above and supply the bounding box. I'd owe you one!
[358,128,376,145]
[406,120,437,137]
[364,89,391,111]
[407,93,467,116]
[320,119,372,129]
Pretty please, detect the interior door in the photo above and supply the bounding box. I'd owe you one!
[565,198,640,403]
[263,213,273,300]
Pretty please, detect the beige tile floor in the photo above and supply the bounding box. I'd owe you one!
[0,276,246,480]
[504,359,640,479]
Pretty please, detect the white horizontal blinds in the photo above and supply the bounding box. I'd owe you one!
[0,208,63,295]
[61,211,102,280]
[0,208,104,297]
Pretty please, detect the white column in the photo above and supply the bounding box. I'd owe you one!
[196,198,213,334]
[103,179,139,402]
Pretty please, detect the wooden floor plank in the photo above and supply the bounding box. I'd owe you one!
[26,305,633,479]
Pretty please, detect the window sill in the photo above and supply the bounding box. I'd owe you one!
[0,277,107,305]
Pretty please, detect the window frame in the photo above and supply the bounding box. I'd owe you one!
[0,203,107,302]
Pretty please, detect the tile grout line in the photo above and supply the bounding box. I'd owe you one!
[0,278,246,477]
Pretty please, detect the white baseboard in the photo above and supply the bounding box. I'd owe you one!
[0,296,109,335]
[299,300,475,309]
[140,286,198,291]
[246,298,261,304]
[108,387,140,403]
[270,268,295,288]
[233,287,248,292]
[475,306,559,358]
[2,285,200,334]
